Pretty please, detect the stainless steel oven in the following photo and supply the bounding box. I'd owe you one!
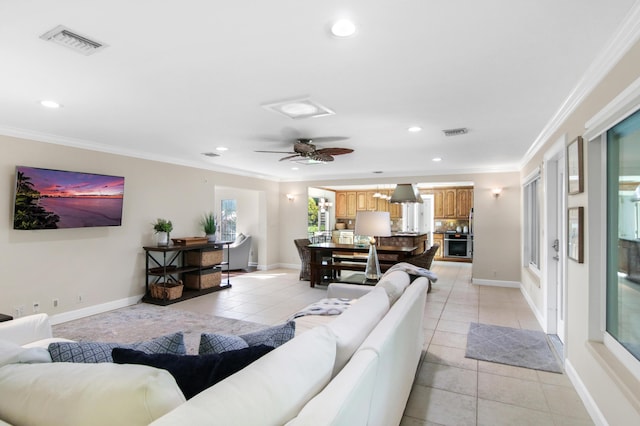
[444,232,472,258]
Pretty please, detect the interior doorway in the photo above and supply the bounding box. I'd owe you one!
[544,138,567,352]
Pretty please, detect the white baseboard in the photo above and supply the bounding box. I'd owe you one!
[565,359,608,426]
[49,295,141,325]
[519,284,546,332]
[471,278,520,288]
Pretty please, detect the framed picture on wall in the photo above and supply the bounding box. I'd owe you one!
[567,136,584,195]
[568,207,584,263]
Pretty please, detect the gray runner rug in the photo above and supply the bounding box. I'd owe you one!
[52,303,267,355]
[465,322,563,373]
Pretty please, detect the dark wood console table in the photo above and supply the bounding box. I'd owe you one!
[307,243,417,287]
[142,242,232,306]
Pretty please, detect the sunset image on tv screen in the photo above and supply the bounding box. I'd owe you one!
[13,166,125,230]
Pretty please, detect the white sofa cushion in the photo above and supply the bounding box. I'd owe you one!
[0,340,52,367]
[286,349,378,426]
[0,362,186,426]
[358,277,428,426]
[0,313,52,346]
[327,286,389,376]
[151,325,337,426]
[374,270,411,305]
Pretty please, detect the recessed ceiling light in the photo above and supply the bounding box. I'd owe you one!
[40,100,61,108]
[372,171,384,174]
[408,126,422,133]
[262,97,335,120]
[216,146,228,151]
[442,127,468,136]
[202,152,220,158]
[291,167,299,171]
[331,19,356,37]
[432,157,442,162]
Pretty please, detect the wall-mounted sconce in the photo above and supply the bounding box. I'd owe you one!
[492,188,502,198]
[286,194,295,201]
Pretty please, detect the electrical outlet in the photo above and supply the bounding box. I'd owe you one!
[77,294,83,304]
[33,302,40,313]
[53,298,59,308]
[14,305,25,318]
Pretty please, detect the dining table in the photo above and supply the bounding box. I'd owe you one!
[307,242,417,287]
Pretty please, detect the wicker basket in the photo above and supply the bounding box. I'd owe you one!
[185,269,221,289]
[150,281,184,300]
[184,249,223,267]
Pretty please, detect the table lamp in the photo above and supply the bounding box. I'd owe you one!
[355,211,392,280]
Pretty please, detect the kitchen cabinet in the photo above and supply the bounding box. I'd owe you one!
[433,190,444,217]
[346,192,357,217]
[432,234,444,260]
[389,199,402,219]
[336,192,347,217]
[356,192,367,211]
[433,186,473,220]
[442,189,457,218]
[366,191,378,210]
[456,188,473,218]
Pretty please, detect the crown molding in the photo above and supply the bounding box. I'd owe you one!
[520,1,640,167]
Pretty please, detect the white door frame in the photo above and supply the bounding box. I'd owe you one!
[543,135,568,345]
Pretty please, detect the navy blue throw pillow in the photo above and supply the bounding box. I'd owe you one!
[112,344,273,399]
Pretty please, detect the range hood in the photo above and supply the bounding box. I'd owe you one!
[390,184,423,204]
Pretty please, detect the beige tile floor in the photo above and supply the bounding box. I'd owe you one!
[168,262,593,426]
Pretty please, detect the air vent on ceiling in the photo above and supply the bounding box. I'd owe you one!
[40,25,108,56]
[202,152,220,158]
[442,127,469,137]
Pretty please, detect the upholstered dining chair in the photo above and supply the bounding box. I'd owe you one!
[294,238,311,281]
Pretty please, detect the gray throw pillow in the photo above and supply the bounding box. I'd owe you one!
[48,332,186,363]
[199,321,295,355]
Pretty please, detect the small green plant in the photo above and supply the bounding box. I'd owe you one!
[152,218,173,233]
[200,212,217,235]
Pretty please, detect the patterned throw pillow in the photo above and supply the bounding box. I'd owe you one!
[48,332,186,363]
[199,322,295,355]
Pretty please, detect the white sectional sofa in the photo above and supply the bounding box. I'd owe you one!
[0,270,428,426]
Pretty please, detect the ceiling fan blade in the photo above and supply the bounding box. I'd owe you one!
[255,150,297,154]
[279,154,302,161]
[312,153,335,162]
[315,148,354,156]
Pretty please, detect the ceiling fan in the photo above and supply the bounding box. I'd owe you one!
[255,137,353,162]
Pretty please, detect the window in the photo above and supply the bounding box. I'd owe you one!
[220,199,236,241]
[523,170,541,270]
[606,108,640,361]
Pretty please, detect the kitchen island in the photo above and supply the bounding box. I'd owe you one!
[378,233,429,255]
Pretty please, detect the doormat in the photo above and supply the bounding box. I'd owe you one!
[465,322,563,373]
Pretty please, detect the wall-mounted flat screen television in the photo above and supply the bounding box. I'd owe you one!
[13,166,125,230]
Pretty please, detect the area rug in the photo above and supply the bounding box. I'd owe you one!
[465,322,563,373]
[52,303,267,355]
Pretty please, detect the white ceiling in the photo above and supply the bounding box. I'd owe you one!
[0,1,637,182]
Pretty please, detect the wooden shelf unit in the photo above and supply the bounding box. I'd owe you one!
[142,242,231,306]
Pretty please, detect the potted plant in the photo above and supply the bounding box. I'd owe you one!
[153,218,173,246]
[200,212,217,242]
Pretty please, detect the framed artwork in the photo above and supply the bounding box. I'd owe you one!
[567,136,584,195]
[568,207,584,263]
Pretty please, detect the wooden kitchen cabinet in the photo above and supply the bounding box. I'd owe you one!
[432,234,444,260]
[356,192,367,211]
[442,189,457,218]
[433,190,444,217]
[366,191,378,210]
[336,192,347,217]
[456,188,473,218]
[389,200,402,219]
[433,186,474,220]
[346,192,357,217]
